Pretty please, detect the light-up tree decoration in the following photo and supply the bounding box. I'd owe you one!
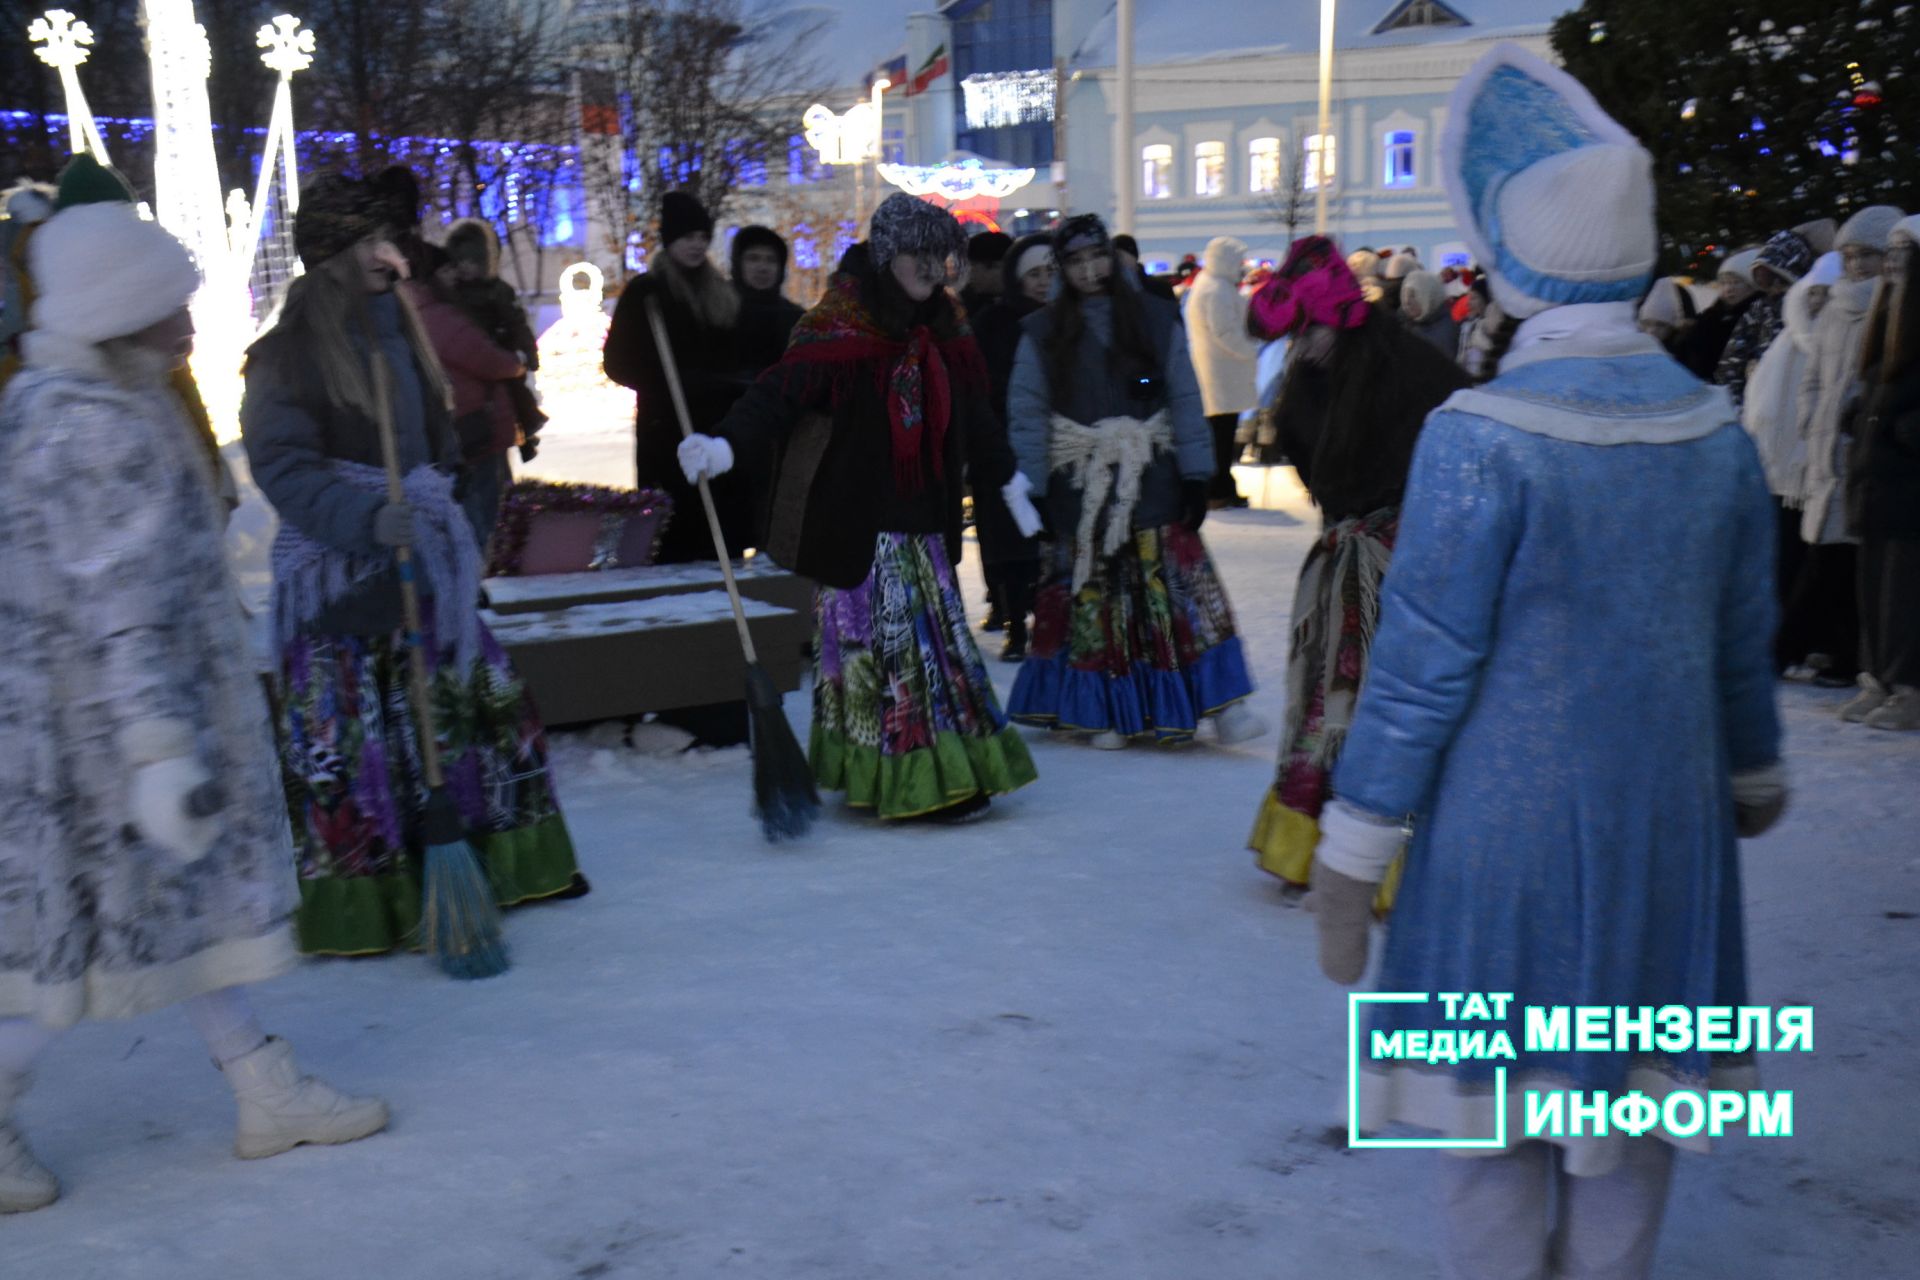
[29,9,111,163]
[235,14,314,324]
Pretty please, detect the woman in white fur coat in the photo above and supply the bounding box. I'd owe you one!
[1184,235,1262,505]
[1793,205,1905,693]
[0,201,386,1215]
[1745,253,1836,670]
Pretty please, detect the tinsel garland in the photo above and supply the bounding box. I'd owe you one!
[487,479,674,577]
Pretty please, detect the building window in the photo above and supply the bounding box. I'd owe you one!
[1248,136,1282,194]
[1142,144,1172,199]
[1373,0,1471,33]
[1383,130,1416,188]
[1193,141,1226,198]
[1304,134,1336,190]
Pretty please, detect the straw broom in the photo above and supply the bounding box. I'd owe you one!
[369,347,510,978]
[645,295,819,841]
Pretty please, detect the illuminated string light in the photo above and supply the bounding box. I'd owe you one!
[878,157,1037,201]
[960,70,1055,130]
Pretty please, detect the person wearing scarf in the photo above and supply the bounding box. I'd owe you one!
[1307,48,1782,1278]
[679,194,1037,824]
[1243,236,1468,910]
[1000,214,1265,750]
[241,175,583,957]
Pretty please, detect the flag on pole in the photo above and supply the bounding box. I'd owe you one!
[905,45,949,97]
[873,54,908,91]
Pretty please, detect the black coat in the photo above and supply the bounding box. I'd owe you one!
[1846,364,1920,540]
[603,270,760,560]
[970,293,1044,567]
[712,245,1014,589]
[1674,296,1754,381]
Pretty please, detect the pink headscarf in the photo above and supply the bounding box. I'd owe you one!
[1248,236,1370,338]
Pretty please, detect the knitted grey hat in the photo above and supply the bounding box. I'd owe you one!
[868,193,965,268]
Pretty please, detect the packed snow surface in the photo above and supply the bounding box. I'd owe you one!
[13,434,1917,1277]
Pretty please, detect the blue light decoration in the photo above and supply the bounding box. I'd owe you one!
[833,218,857,262]
[2,108,590,251]
[792,222,820,270]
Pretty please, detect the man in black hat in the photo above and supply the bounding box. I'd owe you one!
[959,230,1013,319]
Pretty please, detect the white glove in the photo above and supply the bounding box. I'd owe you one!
[1002,471,1044,538]
[372,501,415,548]
[677,434,734,484]
[1732,762,1788,838]
[121,721,221,865]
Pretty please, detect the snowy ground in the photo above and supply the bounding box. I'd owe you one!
[14,422,1920,1277]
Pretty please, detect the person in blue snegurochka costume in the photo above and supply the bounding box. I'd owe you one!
[1305,45,1786,1280]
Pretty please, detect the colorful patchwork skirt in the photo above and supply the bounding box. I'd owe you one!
[272,615,581,956]
[1009,523,1253,742]
[811,532,1038,819]
[1248,508,1401,913]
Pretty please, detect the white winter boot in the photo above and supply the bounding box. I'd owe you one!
[1838,675,1890,723]
[219,1038,389,1160]
[1864,686,1920,731]
[1088,730,1129,750]
[0,1073,59,1214]
[1213,703,1271,746]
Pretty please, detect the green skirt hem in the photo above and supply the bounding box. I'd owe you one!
[295,814,580,956]
[811,724,1038,820]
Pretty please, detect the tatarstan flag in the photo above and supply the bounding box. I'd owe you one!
[905,45,948,97]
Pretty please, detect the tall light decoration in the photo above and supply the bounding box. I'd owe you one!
[235,14,314,322]
[29,9,111,163]
[144,0,253,439]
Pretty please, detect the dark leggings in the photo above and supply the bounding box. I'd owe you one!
[1207,412,1243,501]
[1858,535,1920,688]
[1777,541,1859,679]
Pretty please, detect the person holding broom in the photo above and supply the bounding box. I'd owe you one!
[677,193,1039,824]
[0,196,387,1214]
[241,175,583,959]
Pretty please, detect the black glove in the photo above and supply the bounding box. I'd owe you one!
[1180,479,1210,533]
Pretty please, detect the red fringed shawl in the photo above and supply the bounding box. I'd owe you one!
[778,274,988,495]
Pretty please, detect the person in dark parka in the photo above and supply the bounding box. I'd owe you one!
[730,224,804,375]
[969,232,1053,659]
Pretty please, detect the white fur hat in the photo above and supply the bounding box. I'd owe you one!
[1890,214,1920,249]
[1718,247,1762,287]
[1384,253,1420,281]
[1443,45,1657,320]
[28,202,199,344]
[1346,249,1381,279]
[1805,251,1843,288]
[1637,277,1688,329]
[1836,205,1906,252]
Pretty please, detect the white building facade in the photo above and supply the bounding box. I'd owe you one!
[877,1,1564,272]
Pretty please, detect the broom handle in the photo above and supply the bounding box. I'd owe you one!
[643,294,760,664]
[369,347,449,790]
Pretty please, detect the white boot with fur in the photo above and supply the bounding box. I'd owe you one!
[1213,703,1271,746]
[0,1073,59,1214]
[219,1038,389,1160]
